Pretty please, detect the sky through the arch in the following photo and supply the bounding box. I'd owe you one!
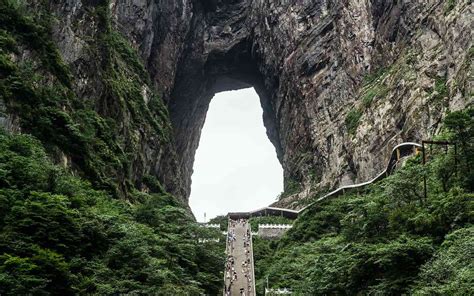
[189,88,284,222]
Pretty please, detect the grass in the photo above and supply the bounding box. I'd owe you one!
[444,0,456,15]
[362,88,377,108]
[345,108,363,135]
[362,67,388,86]
[278,178,302,200]
[427,76,449,105]
[432,77,448,101]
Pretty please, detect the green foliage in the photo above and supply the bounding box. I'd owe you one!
[431,76,449,102]
[253,237,280,294]
[278,178,302,199]
[362,88,377,107]
[208,215,229,231]
[345,108,362,135]
[382,157,426,204]
[0,54,125,194]
[412,226,474,295]
[0,1,225,294]
[0,30,17,53]
[97,2,171,142]
[142,174,165,194]
[362,67,388,86]
[360,67,390,108]
[260,235,434,295]
[361,84,389,108]
[443,108,474,190]
[0,131,224,295]
[0,3,118,195]
[444,0,456,15]
[0,0,173,198]
[253,109,474,295]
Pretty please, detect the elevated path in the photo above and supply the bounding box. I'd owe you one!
[228,142,422,220]
[228,207,298,220]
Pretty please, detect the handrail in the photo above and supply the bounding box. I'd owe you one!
[227,142,422,219]
[201,223,220,228]
[249,223,256,295]
[223,220,230,296]
[258,224,293,229]
[304,142,422,207]
[228,206,298,217]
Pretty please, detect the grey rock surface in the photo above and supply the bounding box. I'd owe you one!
[165,0,473,207]
[7,0,473,206]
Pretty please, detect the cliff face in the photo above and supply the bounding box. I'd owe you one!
[167,0,473,207]
[1,0,472,207]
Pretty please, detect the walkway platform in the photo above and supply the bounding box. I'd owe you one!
[224,219,256,295]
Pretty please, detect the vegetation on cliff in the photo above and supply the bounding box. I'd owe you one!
[0,0,472,295]
[0,124,224,295]
[254,108,473,295]
[0,0,172,198]
[0,1,224,294]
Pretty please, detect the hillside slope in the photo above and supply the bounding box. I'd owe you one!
[253,109,473,295]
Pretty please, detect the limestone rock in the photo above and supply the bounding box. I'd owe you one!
[5,0,472,207]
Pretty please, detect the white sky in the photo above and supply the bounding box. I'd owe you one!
[189,88,283,222]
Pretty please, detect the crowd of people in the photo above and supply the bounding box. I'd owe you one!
[224,219,254,296]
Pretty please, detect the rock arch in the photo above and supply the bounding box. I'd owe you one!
[143,0,470,206]
[167,1,283,198]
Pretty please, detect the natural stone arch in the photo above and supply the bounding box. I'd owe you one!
[169,36,283,198]
[162,0,288,199]
[150,0,467,207]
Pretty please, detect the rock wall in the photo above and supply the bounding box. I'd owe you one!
[166,0,473,207]
[2,0,472,207]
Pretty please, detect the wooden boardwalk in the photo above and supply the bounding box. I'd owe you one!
[224,220,255,296]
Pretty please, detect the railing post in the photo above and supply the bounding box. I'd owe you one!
[249,222,256,295]
[422,141,427,201]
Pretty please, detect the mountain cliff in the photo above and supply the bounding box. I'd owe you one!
[1,0,471,206]
[0,0,473,294]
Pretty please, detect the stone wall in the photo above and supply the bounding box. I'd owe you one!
[257,224,293,239]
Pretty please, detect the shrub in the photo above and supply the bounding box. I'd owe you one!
[253,109,473,294]
[0,132,224,295]
[345,108,362,135]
